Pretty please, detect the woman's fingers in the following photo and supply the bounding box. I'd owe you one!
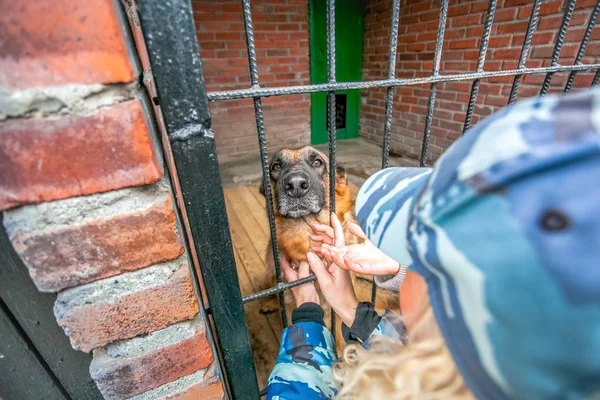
[321,243,348,255]
[309,234,333,245]
[306,252,332,285]
[331,213,346,247]
[348,223,369,242]
[343,255,366,273]
[298,261,310,279]
[312,224,334,239]
[280,258,297,282]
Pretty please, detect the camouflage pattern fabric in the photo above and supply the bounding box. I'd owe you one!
[267,312,406,399]
[356,88,600,399]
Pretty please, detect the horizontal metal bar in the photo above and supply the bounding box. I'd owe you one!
[207,63,600,101]
[242,275,318,304]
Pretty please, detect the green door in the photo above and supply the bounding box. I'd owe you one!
[310,0,365,144]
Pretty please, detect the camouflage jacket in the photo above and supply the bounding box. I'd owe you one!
[266,310,406,399]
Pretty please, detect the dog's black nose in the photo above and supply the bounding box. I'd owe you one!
[284,173,310,198]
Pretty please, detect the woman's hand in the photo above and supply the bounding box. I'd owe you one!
[281,257,320,307]
[304,213,358,326]
[311,215,400,276]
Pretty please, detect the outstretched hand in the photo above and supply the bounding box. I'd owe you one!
[281,258,320,307]
[310,214,401,276]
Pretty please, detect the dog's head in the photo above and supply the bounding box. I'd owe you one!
[260,146,347,219]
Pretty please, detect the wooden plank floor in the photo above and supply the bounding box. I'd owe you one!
[224,184,400,391]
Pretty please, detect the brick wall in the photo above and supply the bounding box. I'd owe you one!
[0,1,224,399]
[192,0,311,162]
[361,0,600,164]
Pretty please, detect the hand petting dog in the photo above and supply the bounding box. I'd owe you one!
[304,213,358,327]
[310,213,400,276]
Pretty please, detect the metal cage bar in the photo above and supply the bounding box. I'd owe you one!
[564,0,600,93]
[463,0,497,134]
[142,0,600,398]
[508,0,542,104]
[594,69,600,85]
[373,0,402,303]
[420,0,449,167]
[240,0,288,329]
[207,64,600,101]
[136,0,260,398]
[540,0,577,95]
[326,0,337,336]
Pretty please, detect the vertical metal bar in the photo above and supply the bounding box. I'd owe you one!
[420,0,449,167]
[540,0,576,96]
[463,0,497,134]
[374,0,401,304]
[240,0,288,329]
[136,1,260,398]
[508,0,542,104]
[326,0,337,337]
[381,0,401,170]
[564,0,600,93]
[593,69,600,86]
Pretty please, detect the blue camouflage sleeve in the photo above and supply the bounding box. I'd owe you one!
[267,322,338,400]
[267,311,406,399]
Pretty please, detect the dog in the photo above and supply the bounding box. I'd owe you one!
[255,146,403,356]
[259,145,359,266]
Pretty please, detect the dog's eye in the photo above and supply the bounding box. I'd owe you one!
[271,163,281,172]
[312,159,323,167]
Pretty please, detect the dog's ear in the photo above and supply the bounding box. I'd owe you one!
[335,164,348,185]
[258,180,265,197]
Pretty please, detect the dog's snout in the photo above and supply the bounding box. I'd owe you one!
[284,173,310,198]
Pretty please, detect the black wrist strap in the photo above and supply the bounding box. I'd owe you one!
[342,302,382,344]
[292,302,325,326]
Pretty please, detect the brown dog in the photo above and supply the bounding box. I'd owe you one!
[257,146,361,353]
[259,146,358,266]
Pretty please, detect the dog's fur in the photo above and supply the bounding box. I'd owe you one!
[257,146,400,355]
[259,146,359,264]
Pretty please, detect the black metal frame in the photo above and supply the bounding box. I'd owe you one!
[137,0,600,399]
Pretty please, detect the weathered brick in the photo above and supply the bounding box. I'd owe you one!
[130,368,224,400]
[3,183,183,292]
[0,0,137,90]
[90,315,213,399]
[54,257,199,352]
[0,100,163,210]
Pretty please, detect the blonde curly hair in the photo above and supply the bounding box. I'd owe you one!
[333,295,473,400]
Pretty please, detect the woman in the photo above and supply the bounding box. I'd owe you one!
[267,87,600,399]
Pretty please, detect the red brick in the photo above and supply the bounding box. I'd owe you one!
[495,8,518,22]
[54,257,199,352]
[90,316,213,399]
[449,39,478,50]
[0,100,163,211]
[0,0,136,89]
[452,14,482,28]
[497,21,530,35]
[5,185,184,292]
[167,377,224,400]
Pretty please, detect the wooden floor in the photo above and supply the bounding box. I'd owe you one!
[224,184,400,391]
[224,185,282,390]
